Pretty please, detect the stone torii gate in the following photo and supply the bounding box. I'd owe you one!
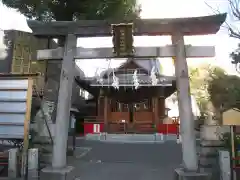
[28,13,226,179]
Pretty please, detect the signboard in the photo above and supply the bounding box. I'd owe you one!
[112,23,134,57]
[223,108,240,125]
[0,79,32,139]
[0,78,33,176]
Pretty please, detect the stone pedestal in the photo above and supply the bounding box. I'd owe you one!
[8,148,19,178]
[41,166,74,180]
[198,125,228,179]
[174,168,211,180]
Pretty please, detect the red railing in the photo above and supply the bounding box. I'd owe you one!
[157,124,179,135]
[84,116,104,135]
[83,116,180,135]
[84,122,104,135]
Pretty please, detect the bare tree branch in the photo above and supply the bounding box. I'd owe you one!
[205,0,240,39]
[227,0,240,39]
[205,0,240,68]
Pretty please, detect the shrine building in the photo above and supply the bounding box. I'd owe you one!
[76,58,176,134]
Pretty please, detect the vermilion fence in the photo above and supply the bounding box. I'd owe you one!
[157,124,179,135]
[83,122,179,135]
[84,122,104,135]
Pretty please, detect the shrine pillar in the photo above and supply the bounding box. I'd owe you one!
[98,89,104,118]
[104,96,109,132]
[158,98,165,124]
[172,31,198,171]
[97,97,101,116]
[152,97,158,126]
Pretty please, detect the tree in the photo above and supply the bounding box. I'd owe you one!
[208,72,240,111]
[227,0,240,39]
[189,65,240,123]
[167,65,225,114]
[189,66,209,113]
[189,64,225,113]
[230,43,240,70]
[2,0,141,46]
[2,0,141,21]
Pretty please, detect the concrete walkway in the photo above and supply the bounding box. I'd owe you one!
[67,139,182,180]
[84,133,179,143]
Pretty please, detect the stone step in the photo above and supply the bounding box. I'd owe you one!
[85,133,179,143]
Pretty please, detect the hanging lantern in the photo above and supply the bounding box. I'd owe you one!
[112,23,134,57]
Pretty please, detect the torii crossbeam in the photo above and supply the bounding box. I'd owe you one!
[37,46,215,60]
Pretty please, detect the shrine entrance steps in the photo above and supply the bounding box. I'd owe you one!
[84,133,179,143]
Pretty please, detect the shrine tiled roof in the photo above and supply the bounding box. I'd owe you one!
[99,58,163,78]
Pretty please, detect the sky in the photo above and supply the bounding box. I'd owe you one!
[0,0,239,77]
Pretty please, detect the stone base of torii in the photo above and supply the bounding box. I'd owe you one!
[26,13,226,180]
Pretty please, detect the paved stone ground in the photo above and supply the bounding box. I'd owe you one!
[67,139,182,180]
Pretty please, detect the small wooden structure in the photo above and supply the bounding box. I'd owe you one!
[223,108,240,180]
[223,108,240,126]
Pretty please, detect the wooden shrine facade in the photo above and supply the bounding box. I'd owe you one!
[77,59,176,133]
[98,96,167,133]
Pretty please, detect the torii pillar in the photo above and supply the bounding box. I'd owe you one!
[51,34,77,169]
[172,31,198,171]
[41,34,77,179]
